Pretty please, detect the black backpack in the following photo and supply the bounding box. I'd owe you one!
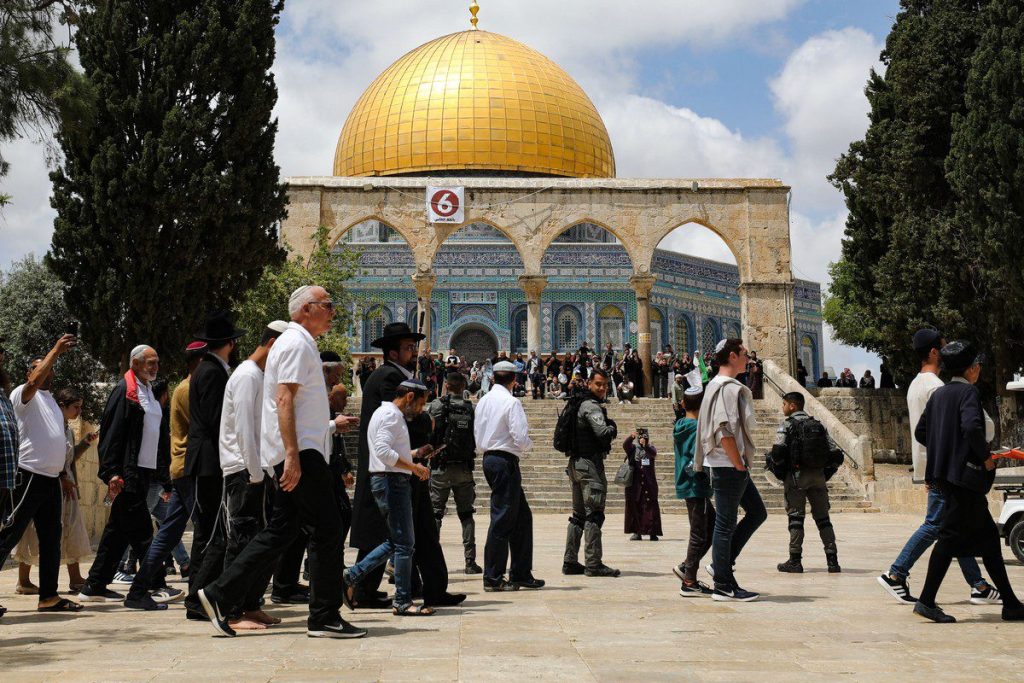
[553,395,586,456]
[788,416,831,470]
[432,396,476,467]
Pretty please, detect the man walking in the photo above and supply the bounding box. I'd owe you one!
[0,335,83,613]
[694,338,767,602]
[350,321,423,608]
[428,372,481,574]
[80,345,169,606]
[877,329,999,605]
[475,360,544,592]
[198,285,365,639]
[562,369,620,577]
[770,392,842,574]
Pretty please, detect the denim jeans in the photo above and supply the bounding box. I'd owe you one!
[888,487,984,587]
[126,478,195,601]
[346,473,416,608]
[710,467,767,589]
[146,481,190,568]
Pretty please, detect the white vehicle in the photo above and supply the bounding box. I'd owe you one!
[998,376,1024,563]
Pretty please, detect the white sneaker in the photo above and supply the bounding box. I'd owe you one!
[970,586,1002,605]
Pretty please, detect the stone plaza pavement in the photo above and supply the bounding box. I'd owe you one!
[2,511,1022,682]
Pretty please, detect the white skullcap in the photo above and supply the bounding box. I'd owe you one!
[130,345,152,362]
[493,361,517,373]
[268,320,289,333]
[289,285,314,310]
[684,386,703,396]
[714,339,728,354]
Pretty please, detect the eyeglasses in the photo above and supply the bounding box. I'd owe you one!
[311,300,335,311]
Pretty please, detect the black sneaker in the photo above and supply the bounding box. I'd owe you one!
[1002,604,1024,621]
[271,585,310,604]
[308,618,367,639]
[711,586,759,602]
[679,580,713,597]
[197,588,236,637]
[777,558,803,573]
[671,564,689,583]
[483,578,519,592]
[465,561,483,575]
[913,601,955,623]
[877,574,916,605]
[562,561,585,575]
[510,576,545,590]
[78,586,124,603]
[970,585,1002,605]
[584,564,621,578]
[123,595,168,611]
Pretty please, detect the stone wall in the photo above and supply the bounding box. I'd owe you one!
[809,388,911,464]
[71,419,109,545]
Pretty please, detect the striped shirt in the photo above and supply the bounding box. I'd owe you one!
[0,387,19,490]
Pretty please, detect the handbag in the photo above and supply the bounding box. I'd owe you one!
[613,456,633,487]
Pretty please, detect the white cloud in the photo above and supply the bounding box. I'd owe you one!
[0,133,57,268]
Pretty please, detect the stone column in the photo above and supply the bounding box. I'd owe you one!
[739,281,796,375]
[412,272,436,354]
[518,274,548,355]
[630,274,656,395]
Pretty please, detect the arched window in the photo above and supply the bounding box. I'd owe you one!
[650,308,664,354]
[700,319,719,356]
[363,305,392,350]
[555,306,582,352]
[598,305,625,350]
[800,335,817,379]
[511,308,528,352]
[674,315,692,355]
[343,219,405,244]
[727,321,742,339]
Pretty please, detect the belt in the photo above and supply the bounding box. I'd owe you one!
[484,450,517,459]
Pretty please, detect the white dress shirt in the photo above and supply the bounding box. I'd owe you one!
[261,322,330,468]
[474,383,532,457]
[366,401,413,474]
[135,378,161,470]
[220,359,270,482]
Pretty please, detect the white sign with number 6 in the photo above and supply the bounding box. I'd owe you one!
[426,186,465,224]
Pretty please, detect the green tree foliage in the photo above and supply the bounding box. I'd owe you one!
[826,0,991,384]
[947,0,1024,385]
[0,0,91,189]
[47,0,287,374]
[235,226,360,370]
[0,255,110,420]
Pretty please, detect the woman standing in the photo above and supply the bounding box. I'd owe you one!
[623,431,663,541]
[13,388,96,594]
[624,350,644,397]
[912,341,1024,623]
[480,358,493,395]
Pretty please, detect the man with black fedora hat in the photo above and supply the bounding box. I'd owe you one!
[350,322,423,607]
[183,310,246,618]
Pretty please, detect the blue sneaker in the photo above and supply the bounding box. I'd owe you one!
[711,585,759,602]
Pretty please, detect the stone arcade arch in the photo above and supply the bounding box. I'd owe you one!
[287,177,796,387]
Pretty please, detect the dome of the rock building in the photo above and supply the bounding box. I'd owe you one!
[333,29,615,178]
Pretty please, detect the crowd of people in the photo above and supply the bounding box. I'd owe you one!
[1,296,1021,628]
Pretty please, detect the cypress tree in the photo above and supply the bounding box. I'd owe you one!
[947,0,1024,388]
[47,0,286,372]
[825,0,990,382]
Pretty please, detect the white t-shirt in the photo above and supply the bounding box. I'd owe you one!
[135,379,161,470]
[10,385,67,478]
[367,401,413,474]
[261,322,330,468]
[907,371,944,483]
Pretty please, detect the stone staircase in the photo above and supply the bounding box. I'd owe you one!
[347,395,878,514]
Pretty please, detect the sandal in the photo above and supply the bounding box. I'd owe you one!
[392,604,435,617]
[37,598,84,612]
[68,582,85,594]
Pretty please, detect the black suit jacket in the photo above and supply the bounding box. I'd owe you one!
[916,379,994,493]
[186,354,229,478]
[350,361,407,549]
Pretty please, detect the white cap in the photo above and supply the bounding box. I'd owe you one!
[268,320,289,333]
[684,386,703,396]
[714,339,728,354]
[493,360,517,373]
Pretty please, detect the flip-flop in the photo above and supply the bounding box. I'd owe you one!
[393,604,435,617]
[37,598,84,612]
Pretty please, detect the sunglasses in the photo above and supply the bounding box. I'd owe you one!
[311,300,335,311]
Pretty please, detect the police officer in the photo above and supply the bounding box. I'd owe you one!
[427,372,482,574]
[562,368,620,577]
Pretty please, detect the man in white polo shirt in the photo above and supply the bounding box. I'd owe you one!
[199,285,366,640]
[0,334,83,612]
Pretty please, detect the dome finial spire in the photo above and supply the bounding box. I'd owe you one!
[469,1,480,29]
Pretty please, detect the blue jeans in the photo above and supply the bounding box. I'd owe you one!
[889,487,985,587]
[346,473,416,608]
[710,467,767,589]
[146,481,190,568]
[126,478,195,602]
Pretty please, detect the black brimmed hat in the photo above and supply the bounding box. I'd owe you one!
[193,311,246,343]
[371,322,425,349]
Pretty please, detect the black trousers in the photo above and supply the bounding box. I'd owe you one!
[482,452,533,582]
[223,471,275,614]
[185,473,225,613]
[682,497,715,581]
[0,469,62,600]
[410,475,449,603]
[273,530,308,594]
[85,471,156,593]
[205,450,343,628]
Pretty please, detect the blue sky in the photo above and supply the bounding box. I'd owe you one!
[2,0,904,376]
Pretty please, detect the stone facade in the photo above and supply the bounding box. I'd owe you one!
[810,388,911,464]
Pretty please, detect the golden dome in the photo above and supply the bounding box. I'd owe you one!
[333,29,615,178]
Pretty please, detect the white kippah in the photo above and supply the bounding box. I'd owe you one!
[493,360,517,373]
[130,345,151,362]
[684,386,703,396]
[268,320,289,333]
[714,339,728,354]
[289,285,313,309]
